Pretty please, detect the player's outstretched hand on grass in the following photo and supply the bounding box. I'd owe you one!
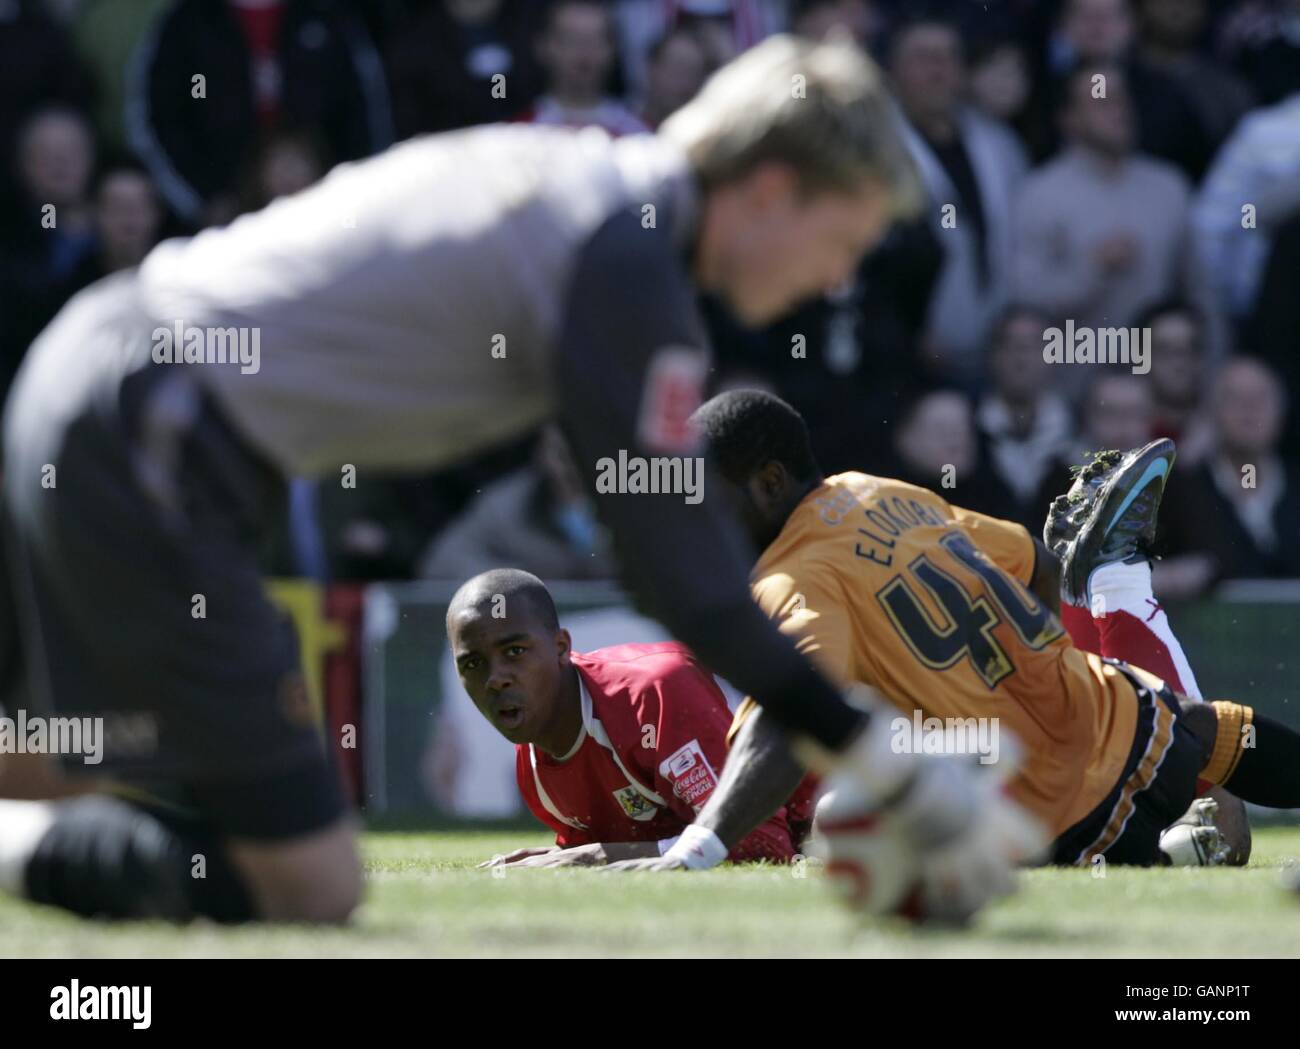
[509,844,611,867]
[601,856,685,873]
[478,846,561,868]
[482,843,663,868]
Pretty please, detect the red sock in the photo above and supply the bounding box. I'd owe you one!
[1060,602,1101,654]
[1095,608,1187,693]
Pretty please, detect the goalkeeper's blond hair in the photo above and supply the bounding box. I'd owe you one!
[660,33,922,217]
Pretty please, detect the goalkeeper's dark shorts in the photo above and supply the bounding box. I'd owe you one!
[1,272,345,841]
[1050,659,1202,867]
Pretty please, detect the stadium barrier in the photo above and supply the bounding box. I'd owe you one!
[268,579,1300,819]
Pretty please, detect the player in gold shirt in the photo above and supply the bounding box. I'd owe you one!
[611,390,1300,870]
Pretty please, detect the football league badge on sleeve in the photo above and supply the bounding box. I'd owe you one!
[659,739,719,813]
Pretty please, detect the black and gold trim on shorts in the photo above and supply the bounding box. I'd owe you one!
[1052,659,1200,866]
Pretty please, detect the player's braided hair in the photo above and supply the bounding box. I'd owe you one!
[691,389,822,486]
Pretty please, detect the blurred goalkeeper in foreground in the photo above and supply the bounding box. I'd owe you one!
[0,35,1038,926]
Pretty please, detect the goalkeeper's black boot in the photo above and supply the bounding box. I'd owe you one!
[1043,439,1176,607]
[23,796,194,921]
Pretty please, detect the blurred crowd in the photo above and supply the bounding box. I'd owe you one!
[2,0,1299,597]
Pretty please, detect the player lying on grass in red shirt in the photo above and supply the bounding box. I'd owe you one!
[446,568,798,868]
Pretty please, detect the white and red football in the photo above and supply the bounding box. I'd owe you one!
[814,782,924,919]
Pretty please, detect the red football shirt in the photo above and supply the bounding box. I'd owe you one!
[230,0,286,130]
[516,642,795,862]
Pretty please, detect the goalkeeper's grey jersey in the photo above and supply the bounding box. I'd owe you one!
[136,124,700,477]
[4,118,869,761]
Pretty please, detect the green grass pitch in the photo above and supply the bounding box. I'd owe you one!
[3,826,1300,958]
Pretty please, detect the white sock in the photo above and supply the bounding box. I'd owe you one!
[1089,559,1153,616]
[0,799,57,895]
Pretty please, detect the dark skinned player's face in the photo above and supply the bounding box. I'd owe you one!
[449,603,571,745]
[716,461,799,557]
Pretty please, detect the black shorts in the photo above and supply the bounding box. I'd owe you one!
[1,273,345,841]
[1051,660,1202,866]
